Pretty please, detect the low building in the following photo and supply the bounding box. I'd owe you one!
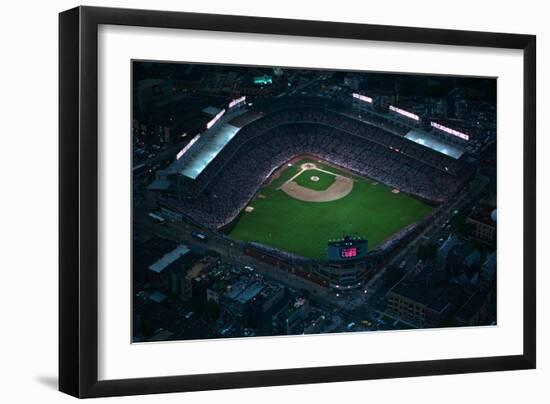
[258,284,285,313]
[221,280,265,320]
[181,256,217,301]
[147,244,196,298]
[466,204,497,246]
[386,268,469,328]
[133,236,178,285]
[463,249,481,267]
[446,243,476,277]
[480,252,497,287]
[436,234,461,271]
[454,290,492,326]
[272,297,310,335]
[303,313,328,334]
[424,284,465,327]
[206,280,227,304]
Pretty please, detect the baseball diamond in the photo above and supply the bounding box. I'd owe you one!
[229,158,433,259]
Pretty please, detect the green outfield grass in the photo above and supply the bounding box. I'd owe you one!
[293,169,336,191]
[229,158,432,259]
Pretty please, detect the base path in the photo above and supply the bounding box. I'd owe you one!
[280,163,354,202]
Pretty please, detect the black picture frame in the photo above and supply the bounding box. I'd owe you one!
[59,5,536,398]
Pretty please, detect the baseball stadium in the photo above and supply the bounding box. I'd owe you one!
[147,96,471,288]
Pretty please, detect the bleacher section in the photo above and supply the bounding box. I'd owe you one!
[176,123,241,179]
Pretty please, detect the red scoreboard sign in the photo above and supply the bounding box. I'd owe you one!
[340,247,358,258]
[327,237,368,261]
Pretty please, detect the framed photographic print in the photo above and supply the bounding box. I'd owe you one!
[59,6,536,398]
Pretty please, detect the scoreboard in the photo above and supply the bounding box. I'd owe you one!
[340,246,358,258]
[327,236,368,261]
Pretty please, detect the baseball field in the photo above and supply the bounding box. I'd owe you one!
[229,158,432,259]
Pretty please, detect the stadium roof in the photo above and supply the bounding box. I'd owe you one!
[405,129,465,159]
[148,245,191,274]
[164,108,252,180]
[177,123,241,179]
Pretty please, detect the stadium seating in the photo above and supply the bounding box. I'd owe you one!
[159,107,467,229]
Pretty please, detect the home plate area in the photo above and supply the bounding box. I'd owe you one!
[280,163,353,202]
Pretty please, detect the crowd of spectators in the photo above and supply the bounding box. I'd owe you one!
[187,107,464,194]
[158,107,468,229]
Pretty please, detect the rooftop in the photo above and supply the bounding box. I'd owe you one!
[133,236,178,269]
[438,234,461,257]
[226,280,265,305]
[463,249,481,267]
[169,107,249,180]
[390,267,463,313]
[236,282,265,305]
[455,290,489,322]
[186,257,216,279]
[468,204,497,226]
[148,245,191,274]
[277,298,307,320]
[483,252,497,269]
[148,291,168,303]
[148,178,172,191]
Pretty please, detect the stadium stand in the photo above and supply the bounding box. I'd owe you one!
[155,105,469,229]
